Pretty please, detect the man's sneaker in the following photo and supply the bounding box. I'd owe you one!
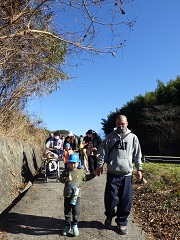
[72,224,79,236]
[62,225,71,236]
[104,218,112,229]
[117,224,127,235]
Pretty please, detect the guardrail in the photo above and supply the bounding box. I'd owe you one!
[142,155,180,164]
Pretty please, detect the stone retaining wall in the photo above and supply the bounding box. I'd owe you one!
[0,136,42,214]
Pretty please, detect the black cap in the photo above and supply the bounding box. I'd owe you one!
[86,129,93,135]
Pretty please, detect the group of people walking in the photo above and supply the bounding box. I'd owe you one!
[44,115,143,237]
[45,129,102,174]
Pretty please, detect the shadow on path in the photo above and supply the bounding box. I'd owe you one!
[0,212,104,236]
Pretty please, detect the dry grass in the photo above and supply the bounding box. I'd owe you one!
[133,163,180,240]
[0,109,48,152]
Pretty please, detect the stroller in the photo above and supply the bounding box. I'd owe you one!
[42,149,60,182]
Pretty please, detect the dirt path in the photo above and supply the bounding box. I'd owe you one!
[0,167,149,240]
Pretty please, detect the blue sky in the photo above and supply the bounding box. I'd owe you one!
[28,0,180,137]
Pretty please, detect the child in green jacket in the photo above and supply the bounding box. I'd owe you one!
[59,153,96,236]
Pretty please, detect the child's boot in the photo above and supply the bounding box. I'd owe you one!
[62,225,71,236]
[72,224,79,236]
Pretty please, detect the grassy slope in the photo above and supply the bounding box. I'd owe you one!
[133,163,180,240]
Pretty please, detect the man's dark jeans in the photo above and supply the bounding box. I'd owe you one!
[104,173,133,226]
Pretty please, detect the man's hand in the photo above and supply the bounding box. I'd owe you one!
[136,170,142,182]
[95,167,103,176]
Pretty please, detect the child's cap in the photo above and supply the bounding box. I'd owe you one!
[65,143,70,147]
[68,154,79,163]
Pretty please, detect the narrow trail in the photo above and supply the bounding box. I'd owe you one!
[0,165,149,240]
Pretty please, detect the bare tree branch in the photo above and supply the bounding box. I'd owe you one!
[0,0,136,113]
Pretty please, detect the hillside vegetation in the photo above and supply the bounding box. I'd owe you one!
[133,163,180,240]
[102,77,180,156]
[0,109,47,152]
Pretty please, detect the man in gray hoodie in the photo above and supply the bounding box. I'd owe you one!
[96,115,143,235]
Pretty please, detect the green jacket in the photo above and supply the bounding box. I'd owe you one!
[60,168,96,197]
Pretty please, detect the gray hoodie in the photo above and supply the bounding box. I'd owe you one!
[97,128,142,176]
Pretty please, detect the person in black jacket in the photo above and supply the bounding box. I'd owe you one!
[86,129,102,173]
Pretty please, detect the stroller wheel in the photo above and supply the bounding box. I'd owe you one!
[44,178,47,183]
[56,175,60,182]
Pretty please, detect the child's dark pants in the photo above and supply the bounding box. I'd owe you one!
[64,197,80,225]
